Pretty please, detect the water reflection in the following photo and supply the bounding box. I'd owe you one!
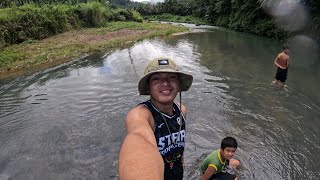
[0,27,319,180]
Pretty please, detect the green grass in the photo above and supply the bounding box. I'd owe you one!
[100,21,155,32]
[0,50,22,69]
[145,14,209,25]
[0,21,188,77]
[0,2,144,47]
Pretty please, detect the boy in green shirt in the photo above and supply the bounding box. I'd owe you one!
[201,137,240,180]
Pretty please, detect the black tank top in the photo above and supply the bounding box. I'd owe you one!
[140,100,186,180]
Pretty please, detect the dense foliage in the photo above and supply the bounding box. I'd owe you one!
[0,0,136,8]
[0,1,143,47]
[135,0,320,41]
[0,0,318,44]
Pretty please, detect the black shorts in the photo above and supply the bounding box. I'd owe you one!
[209,161,237,180]
[164,161,183,180]
[275,67,288,82]
[209,172,236,180]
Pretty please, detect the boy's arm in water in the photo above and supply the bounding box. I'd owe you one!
[119,105,164,180]
[201,166,216,180]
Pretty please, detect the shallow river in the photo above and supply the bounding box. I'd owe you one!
[0,25,319,179]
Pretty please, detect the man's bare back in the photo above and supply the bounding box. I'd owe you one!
[274,52,289,69]
[272,46,290,87]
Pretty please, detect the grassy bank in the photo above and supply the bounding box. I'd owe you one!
[145,14,209,25]
[0,2,143,47]
[0,21,188,79]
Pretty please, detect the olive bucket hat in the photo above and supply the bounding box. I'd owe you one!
[138,58,193,95]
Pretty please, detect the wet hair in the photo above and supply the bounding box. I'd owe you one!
[221,137,238,150]
[282,44,289,50]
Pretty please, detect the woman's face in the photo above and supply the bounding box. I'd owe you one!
[148,72,180,105]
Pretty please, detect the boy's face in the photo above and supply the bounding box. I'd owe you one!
[148,72,180,104]
[220,147,237,160]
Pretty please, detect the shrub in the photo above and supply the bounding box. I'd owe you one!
[0,2,144,47]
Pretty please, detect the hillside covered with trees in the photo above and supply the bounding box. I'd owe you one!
[135,0,320,41]
[1,0,318,41]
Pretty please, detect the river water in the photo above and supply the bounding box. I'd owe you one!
[0,25,319,180]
